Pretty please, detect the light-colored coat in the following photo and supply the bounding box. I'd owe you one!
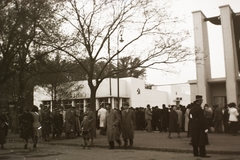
[184,108,190,132]
[105,109,120,141]
[98,108,107,128]
[145,108,152,120]
[121,109,135,139]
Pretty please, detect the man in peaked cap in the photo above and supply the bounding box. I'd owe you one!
[189,95,210,158]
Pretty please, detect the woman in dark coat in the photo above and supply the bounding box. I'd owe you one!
[19,107,34,149]
[168,106,180,138]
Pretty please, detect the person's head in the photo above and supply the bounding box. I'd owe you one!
[105,103,111,111]
[31,105,39,112]
[204,104,209,109]
[146,104,151,109]
[162,104,166,109]
[123,102,130,110]
[195,95,203,104]
[228,102,236,108]
[85,104,90,111]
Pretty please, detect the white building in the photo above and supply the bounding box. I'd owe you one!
[34,77,167,110]
[152,83,191,106]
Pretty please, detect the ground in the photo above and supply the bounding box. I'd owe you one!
[0,142,239,160]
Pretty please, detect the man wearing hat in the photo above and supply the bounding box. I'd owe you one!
[189,95,210,158]
[105,103,121,149]
[121,102,135,148]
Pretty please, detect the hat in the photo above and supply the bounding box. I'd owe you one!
[105,103,111,106]
[195,95,203,101]
[228,102,236,107]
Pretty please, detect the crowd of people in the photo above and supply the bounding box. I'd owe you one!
[0,97,239,157]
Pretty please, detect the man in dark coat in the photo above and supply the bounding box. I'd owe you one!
[121,102,135,148]
[189,95,210,158]
[161,104,169,132]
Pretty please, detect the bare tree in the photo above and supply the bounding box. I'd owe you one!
[55,0,193,136]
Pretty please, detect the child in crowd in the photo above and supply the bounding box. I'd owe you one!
[80,116,91,149]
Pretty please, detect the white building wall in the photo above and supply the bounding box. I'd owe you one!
[152,83,191,106]
[144,89,168,108]
[34,77,181,109]
[122,78,168,108]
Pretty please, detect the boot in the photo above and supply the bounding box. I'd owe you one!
[129,139,133,147]
[109,141,114,149]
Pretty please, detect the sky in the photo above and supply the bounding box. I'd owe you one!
[145,0,240,85]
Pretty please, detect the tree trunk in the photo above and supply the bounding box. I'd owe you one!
[89,87,97,138]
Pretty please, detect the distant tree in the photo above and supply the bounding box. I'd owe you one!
[35,54,87,108]
[117,56,146,79]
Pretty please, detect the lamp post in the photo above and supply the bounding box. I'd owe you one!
[117,25,124,109]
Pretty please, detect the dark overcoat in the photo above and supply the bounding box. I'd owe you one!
[105,109,120,141]
[52,113,63,135]
[121,109,135,139]
[84,110,95,138]
[189,103,209,147]
[19,111,33,139]
[65,108,76,133]
[0,114,7,144]
[41,110,52,135]
[169,110,180,133]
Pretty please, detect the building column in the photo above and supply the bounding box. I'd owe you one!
[192,11,211,104]
[220,5,238,104]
